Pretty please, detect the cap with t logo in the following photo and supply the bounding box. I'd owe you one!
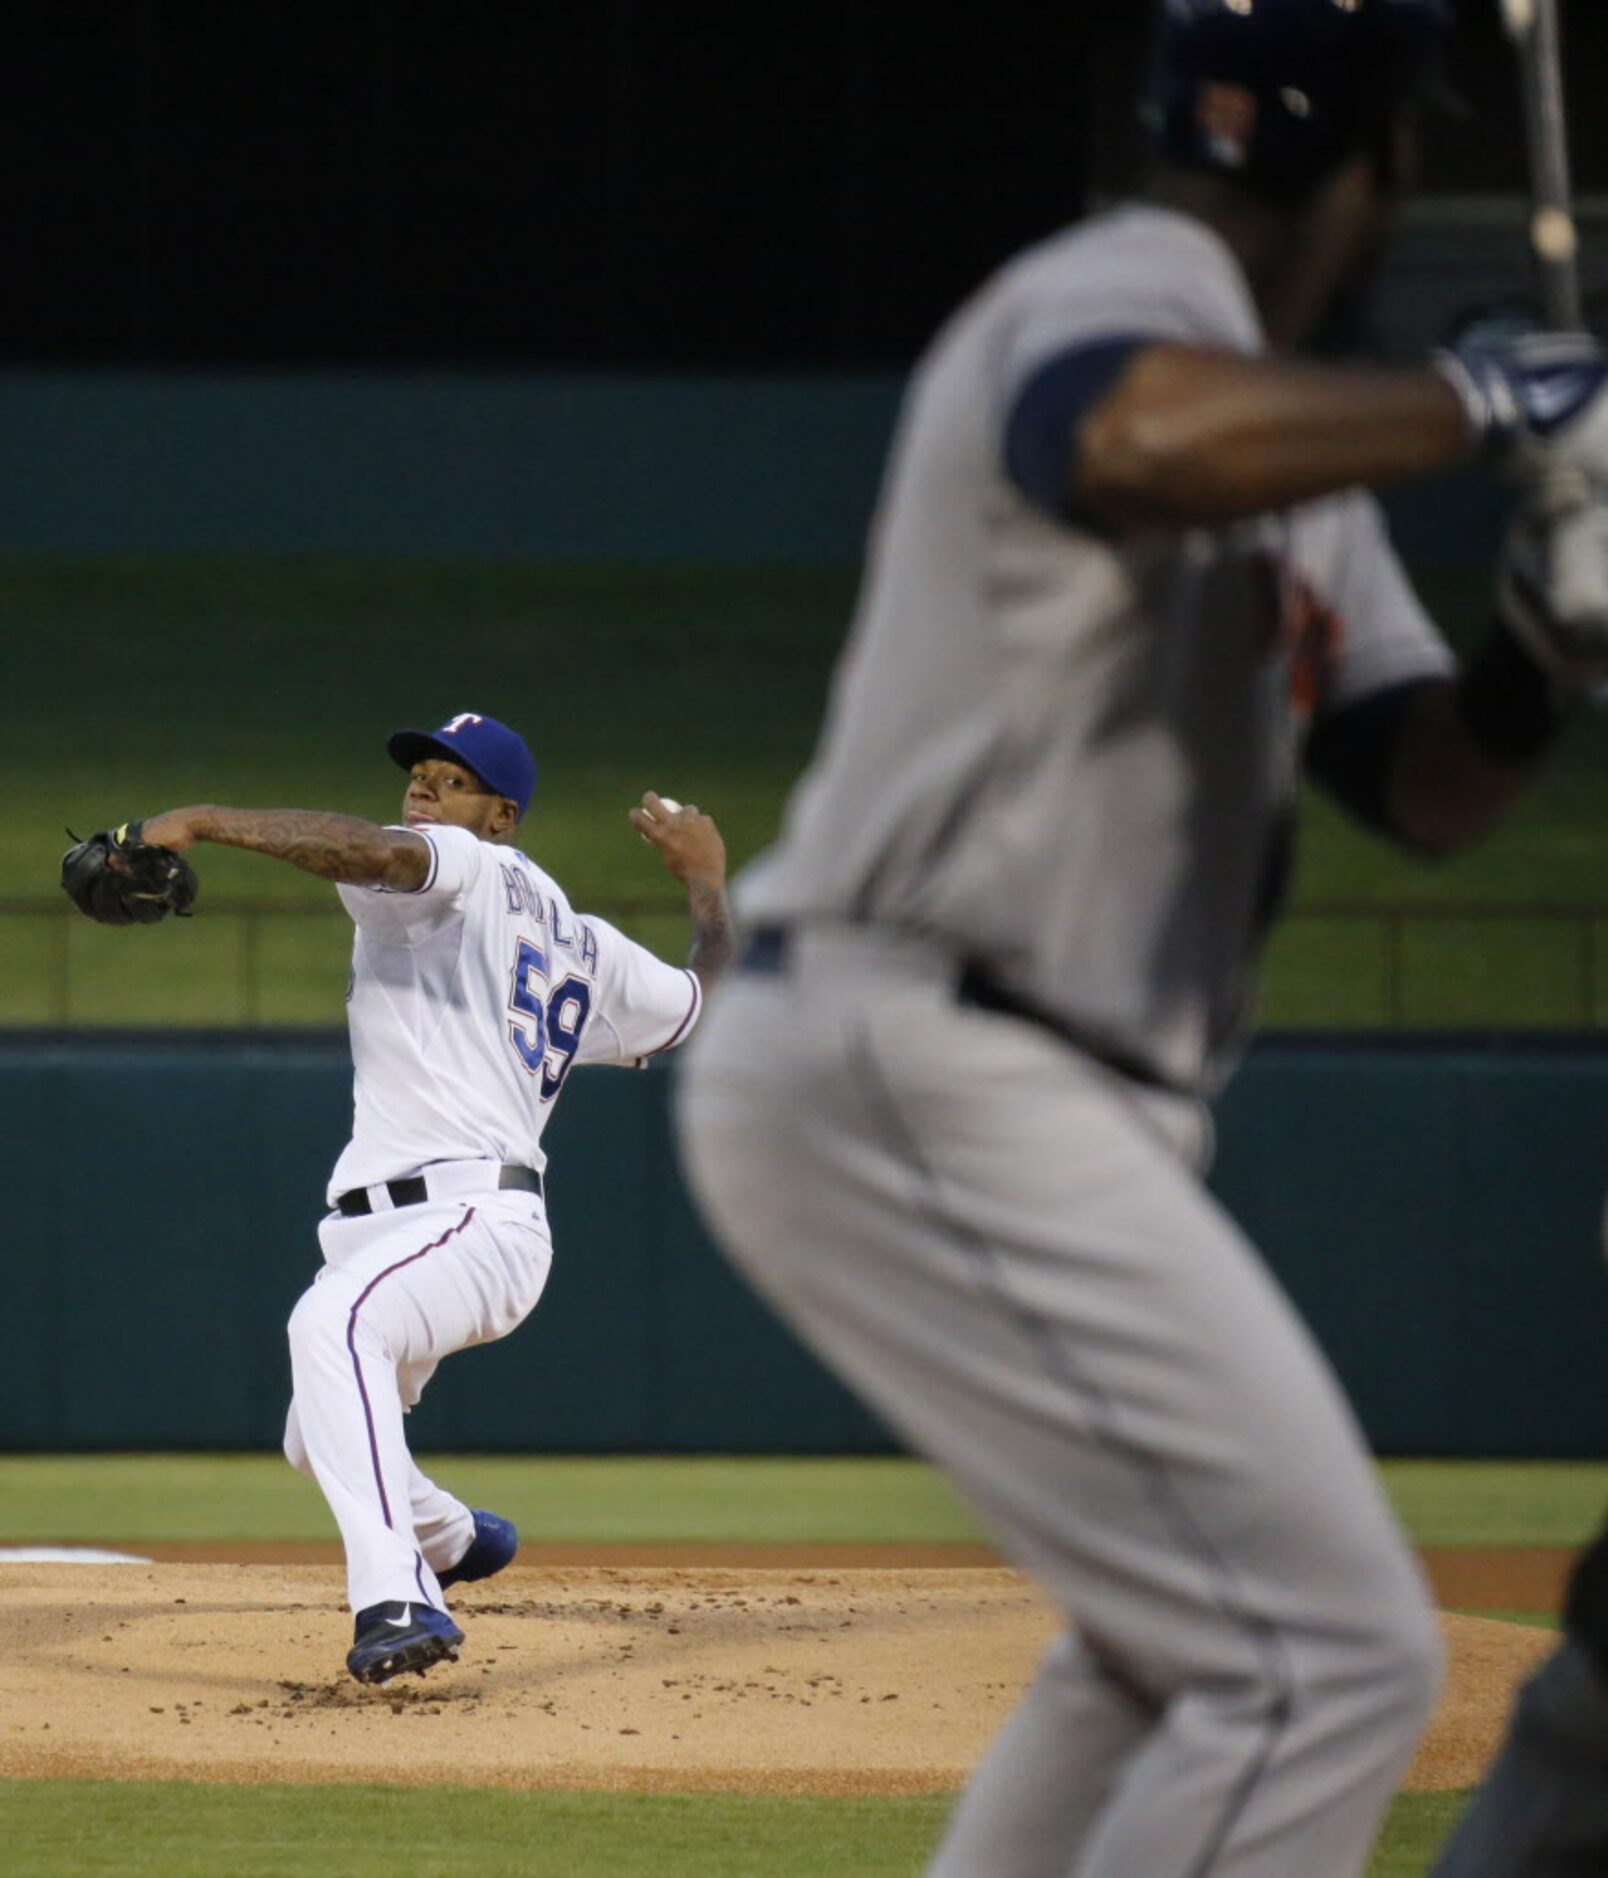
[386,713,538,816]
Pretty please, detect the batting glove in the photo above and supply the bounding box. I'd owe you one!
[1434,320,1608,474]
[1499,478,1608,693]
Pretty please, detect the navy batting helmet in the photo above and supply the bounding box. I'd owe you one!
[1147,0,1454,204]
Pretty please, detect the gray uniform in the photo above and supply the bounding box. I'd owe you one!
[677,206,1451,1876]
[739,207,1452,1096]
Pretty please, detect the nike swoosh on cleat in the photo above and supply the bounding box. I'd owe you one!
[383,1611,414,1628]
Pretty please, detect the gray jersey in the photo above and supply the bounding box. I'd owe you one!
[739,206,1453,1093]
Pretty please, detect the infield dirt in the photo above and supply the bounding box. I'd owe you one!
[0,1562,1553,1796]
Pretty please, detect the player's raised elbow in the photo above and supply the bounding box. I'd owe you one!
[1378,808,1465,862]
[1382,684,1541,860]
[1381,792,1500,861]
[374,829,433,891]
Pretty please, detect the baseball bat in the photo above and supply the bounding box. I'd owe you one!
[1497,4,1608,715]
[1498,0,1583,330]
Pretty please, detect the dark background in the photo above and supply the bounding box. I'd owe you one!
[5,0,1606,370]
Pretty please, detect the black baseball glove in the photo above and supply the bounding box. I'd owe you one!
[60,822,199,926]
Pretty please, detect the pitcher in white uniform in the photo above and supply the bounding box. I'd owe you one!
[137,711,732,1682]
[676,4,1608,1875]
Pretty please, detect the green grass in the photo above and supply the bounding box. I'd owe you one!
[1370,1792,1472,1878]
[3,555,1604,1027]
[4,559,852,1027]
[0,1454,1601,1550]
[3,558,851,900]
[1452,1609,1560,1630]
[0,1783,952,1877]
[1377,1460,1608,1547]
[0,1454,1564,1874]
[0,1454,985,1547]
[0,1779,1472,1875]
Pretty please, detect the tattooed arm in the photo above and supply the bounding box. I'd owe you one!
[135,806,429,890]
[624,793,734,997]
[680,874,736,999]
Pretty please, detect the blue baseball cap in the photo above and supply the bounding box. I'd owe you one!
[387,713,538,817]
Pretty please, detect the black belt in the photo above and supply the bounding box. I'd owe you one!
[740,925,1174,1093]
[740,925,792,975]
[336,1164,543,1218]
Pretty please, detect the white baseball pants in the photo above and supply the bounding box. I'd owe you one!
[282,1182,551,1614]
[676,929,1442,1878]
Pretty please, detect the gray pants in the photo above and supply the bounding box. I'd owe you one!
[676,931,1442,1878]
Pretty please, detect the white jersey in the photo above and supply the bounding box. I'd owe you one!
[738,205,1455,1094]
[327,823,700,1201]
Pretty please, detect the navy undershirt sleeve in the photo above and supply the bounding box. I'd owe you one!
[1003,335,1154,523]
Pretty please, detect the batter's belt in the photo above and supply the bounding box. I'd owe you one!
[739,924,1179,1095]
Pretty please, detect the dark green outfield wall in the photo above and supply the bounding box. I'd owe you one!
[0,372,1503,567]
[1,1033,1602,1457]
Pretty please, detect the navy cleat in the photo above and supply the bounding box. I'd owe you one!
[436,1509,519,1592]
[346,1602,464,1685]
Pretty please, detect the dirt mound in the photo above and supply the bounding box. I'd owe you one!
[0,1563,1552,1796]
[43,1542,1578,1616]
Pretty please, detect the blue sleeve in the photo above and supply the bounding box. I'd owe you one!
[1002,335,1154,523]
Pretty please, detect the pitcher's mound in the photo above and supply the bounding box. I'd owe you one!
[0,1564,1551,1796]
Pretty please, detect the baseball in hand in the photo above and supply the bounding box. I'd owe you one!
[656,796,683,815]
